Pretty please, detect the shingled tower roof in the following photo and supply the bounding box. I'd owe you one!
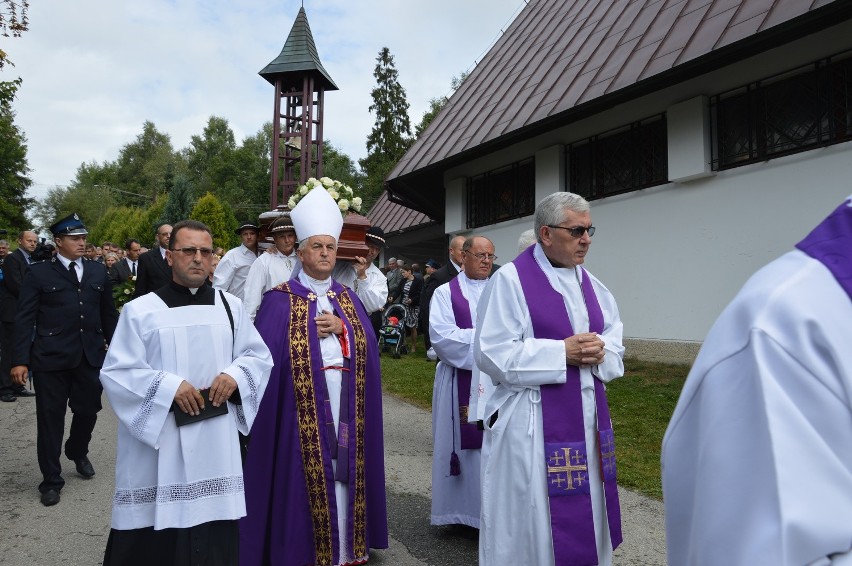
[259,7,338,92]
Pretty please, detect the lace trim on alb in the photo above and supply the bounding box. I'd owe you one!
[234,404,246,427]
[130,371,166,439]
[113,475,244,506]
[239,363,259,413]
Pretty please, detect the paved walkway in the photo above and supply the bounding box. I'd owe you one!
[0,391,667,565]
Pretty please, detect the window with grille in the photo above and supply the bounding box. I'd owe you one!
[567,114,668,201]
[711,53,852,170]
[466,158,535,229]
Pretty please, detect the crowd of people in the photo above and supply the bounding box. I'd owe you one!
[0,192,626,565]
[1,188,848,566]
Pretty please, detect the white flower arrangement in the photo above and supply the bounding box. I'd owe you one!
[288,177,363,215]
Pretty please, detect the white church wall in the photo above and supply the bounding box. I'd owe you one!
[436,19,852,360]
[588,142,852,344]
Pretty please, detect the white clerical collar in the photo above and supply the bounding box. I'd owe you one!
[189,287,200,295]
[298,270,331,293]
[461,271,488,287]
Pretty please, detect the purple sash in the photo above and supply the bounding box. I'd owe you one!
[449,277,483,451]
[796,196,852,300]
[514,245,622,565]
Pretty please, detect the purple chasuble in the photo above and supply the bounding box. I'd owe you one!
[796,196,852,301]
[240,278,388,566]
[448,277,484,455]
[513,245,622,565]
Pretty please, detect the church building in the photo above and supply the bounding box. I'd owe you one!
[384,0,852,362]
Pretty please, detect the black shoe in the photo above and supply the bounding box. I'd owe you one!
[40,489,60,506]
[74,456,95,478]
[0,393,16,402]
[13,389,35,398]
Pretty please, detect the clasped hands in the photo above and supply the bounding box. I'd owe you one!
[564,332,606,367]
[173,372,237,416]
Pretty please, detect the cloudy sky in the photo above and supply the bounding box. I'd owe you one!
[5,0,524,201]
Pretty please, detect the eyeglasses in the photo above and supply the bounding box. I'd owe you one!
[547,225,595,238]
[174,247,214,257]
[466,251,498,262]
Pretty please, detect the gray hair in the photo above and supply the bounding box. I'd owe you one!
[517,229,536,253]
[534,192,590,243]
[298,236,336,251]
[0,240,8,247]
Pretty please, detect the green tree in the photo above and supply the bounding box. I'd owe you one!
[0,79,34,232]
[90,206,122,246]
[31,184,115,234]
[414,72,468,137]
[224,122,273,218]
[190,192,233,251]
[323,141,364,193]
[159,174,194,226]
[139,193,167,240]
[359,47,412,209]
[114,121,176,200]
[184,116,238,199]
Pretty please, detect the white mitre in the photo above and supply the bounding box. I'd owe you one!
[290,187,344,242]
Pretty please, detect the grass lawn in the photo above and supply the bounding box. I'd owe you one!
[379,335,689,500]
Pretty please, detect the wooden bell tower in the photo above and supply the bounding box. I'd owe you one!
[259,7,338,209]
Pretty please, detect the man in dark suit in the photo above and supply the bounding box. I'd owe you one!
[0,230,39,402]
[11,214,118,507]
[133,224,172,297]
[108,238,141,286]
[419,235,465,354]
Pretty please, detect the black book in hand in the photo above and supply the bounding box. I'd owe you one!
[172,388,229,427]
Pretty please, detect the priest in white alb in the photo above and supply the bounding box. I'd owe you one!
[99,219,272,565]
[663,194,852,565]
[475,192,624,566]
[429,235,495,528]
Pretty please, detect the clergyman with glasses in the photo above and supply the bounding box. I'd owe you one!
[428,235,496,529]
[474,192,625,566]
[99,219,272,564]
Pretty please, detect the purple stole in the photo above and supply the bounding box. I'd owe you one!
[513,245,622,565]
[447,277,483,472]
[796,196,852,300]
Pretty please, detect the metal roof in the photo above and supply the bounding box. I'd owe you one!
[259,7,338,91]
[366,191,436,235]
[386,0,851,218]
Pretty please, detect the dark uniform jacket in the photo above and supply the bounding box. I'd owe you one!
[0,249,30,324]
[133,246,172,298]
[13,257,118,371]
[419,261,460,330]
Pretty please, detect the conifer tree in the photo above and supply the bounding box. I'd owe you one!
[160,174,193,226]
[359,47,412,210]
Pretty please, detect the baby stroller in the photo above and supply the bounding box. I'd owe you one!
[379,303,409,358]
